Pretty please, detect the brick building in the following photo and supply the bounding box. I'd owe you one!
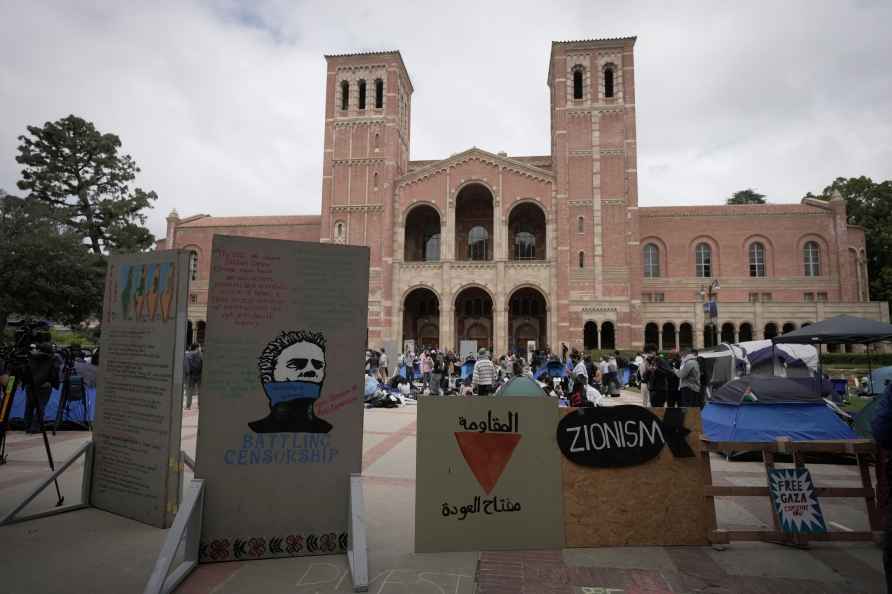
[163,37,888,352]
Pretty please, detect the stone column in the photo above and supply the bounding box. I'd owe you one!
[657,327,663,352]
[674,328,681,352]
[493,298,507,356]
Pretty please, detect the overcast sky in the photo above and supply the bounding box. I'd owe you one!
[1,0,890,239]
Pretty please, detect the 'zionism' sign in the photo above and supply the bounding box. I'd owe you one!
[767,468,827,534]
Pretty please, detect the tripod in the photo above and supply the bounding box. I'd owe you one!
[0,373,65,507]
[53,351,90,434]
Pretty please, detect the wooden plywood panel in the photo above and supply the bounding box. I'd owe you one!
[561,407,713,547]
[196,235,369,562]
[415,396,564,553]
[92,251,189,528]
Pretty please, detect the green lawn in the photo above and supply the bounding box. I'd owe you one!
[841,396,872,414]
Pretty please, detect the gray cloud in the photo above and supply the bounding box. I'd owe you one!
[1,0,890,238]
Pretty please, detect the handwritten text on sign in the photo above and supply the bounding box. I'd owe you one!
[768,468,827,534]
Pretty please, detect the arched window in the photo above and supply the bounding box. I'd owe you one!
[334,220,346,242]
[374,79,384,108]
[604,66,614,98]
[695,243,712,277]
[577,216,584,233]
[373,172,379,190]
[748,242,766,277]
[340,80,349,110]
[189,251,198,281]
[374,132,380,151]
[643,243,660,278]
[468,226,489,260]
[424,233,440,261]
[514,231,536,260]
[578,251,585,268]
[358,80,367,110]
[572,67,584,100]
[804,241,821,276]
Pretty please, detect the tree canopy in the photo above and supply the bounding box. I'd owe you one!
[0,191,105,332]
[805,176,892,307]
[726,188,766,205]
[16,114,157,255]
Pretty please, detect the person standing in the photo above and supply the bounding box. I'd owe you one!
[184,343,203,409]
[420,350,433,390]
[472,349,497,395]
[378,348,389,383]
[429,351,444,396]
[666,352,682,407]
[645,353,672,407]
[870,382,892,593]
[675,350,701,407]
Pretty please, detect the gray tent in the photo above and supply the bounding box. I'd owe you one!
[772,314,892,396]
[772,315,892,345]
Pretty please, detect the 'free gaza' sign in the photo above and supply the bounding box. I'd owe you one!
[556,406,694,468]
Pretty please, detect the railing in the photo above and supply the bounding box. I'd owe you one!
[701,437,881,546]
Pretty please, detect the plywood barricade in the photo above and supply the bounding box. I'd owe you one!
[561,407,715,547]
[701,438,882,546]
[414,396,564,553]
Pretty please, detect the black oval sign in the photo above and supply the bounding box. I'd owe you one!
[556,405,665,468]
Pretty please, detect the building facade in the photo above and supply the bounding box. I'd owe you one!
[164,37,888,352]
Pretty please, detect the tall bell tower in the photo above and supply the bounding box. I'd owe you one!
[548,37,641,349]
[319,50,413,345]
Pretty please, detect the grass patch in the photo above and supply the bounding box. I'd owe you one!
[841,396,872,414]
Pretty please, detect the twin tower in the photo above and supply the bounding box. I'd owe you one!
[318,38,641,355]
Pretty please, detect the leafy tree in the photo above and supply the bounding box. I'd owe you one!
[15,115,156,255]
[805,176,892,306]
[0,192,105,332]
[726,188,766,205]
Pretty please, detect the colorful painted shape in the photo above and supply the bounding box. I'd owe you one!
[454,432,521,494]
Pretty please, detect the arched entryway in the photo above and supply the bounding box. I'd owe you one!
[764,323,779,340]
[455,184,494,261]
[679,323,693,351]
[600,321,615,350]
[720,322,735,344]
[508,202,546,260]
[782,322,797,335]
[403,288,440,349]
[404,205,441,261]
[644,322,659,350]
[584,321,599,350]
[703,324,718,348]
[455,286,493,351]
[662,323,677,351]
[739,322,753,342]
[508,287,547,354]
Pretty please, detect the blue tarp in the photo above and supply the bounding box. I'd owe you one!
[7,387,95,425]
[703,402,856,442]
[460,361,475,381]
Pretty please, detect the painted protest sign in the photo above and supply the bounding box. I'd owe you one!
[562,407,713,547]
[196,236,369,562]
[415,396,563,553]
[557,406,695,468]
[92,251,189,528]
[768,468,827,534]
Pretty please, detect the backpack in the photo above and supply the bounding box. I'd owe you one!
[189,352,203,376]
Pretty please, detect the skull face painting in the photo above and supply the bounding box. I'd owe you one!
[249,330,333,434]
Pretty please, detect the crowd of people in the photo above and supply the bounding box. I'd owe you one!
[364,342,707,409]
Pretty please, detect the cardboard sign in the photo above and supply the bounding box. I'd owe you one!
[415,396,563,552]
[196,236,369,562]
[562,408,713,547]
[92,251,189,528]
[557,406,695,468]
[768,468,827,534]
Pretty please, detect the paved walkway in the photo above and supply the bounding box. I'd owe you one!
[0,393,886,593]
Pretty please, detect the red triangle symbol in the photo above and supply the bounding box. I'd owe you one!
[454,432,522,495]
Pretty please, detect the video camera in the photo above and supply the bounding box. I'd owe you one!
[2,319,52,377]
